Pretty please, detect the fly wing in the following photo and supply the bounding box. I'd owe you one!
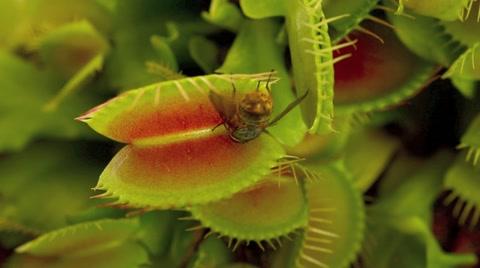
[208,90,237,122]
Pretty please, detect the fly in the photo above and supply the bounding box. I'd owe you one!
[209,72,308,143]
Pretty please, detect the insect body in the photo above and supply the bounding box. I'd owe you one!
[209,76,307,143]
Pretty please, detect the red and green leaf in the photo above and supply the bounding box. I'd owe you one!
[79,74,285,208]
[333,21,438,113]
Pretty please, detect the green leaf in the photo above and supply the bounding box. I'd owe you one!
[323,0,378,42]
[364,152,477,268]
[444,153,480,227]
[218,19,307,146]
[363,216,477,268]
[441,2,480,47]
[344,128,400,192]
[285,0,335,134]
[189,36,220,73]
[189,237,232,268]
[292,165,365,268]
[38,20,109,78]
[239,0,285,19]
[458,112,480,165]
[0,0,112,49]
[190,175,308,242]
[0,142,104,247]
[150,33,179,71]
[287,115,353,162]
[6,219,149,268]
[0,51,98,152]
[44,54,105,111]
[105,25,179,89]
[397,0,471,21]
[202,0,244,32]
[0,0,24,48]
[376,152,452,219]
[137,211,178,258]
[450,76,477,98]
[443,42,480,81]
[388,6,463,66]
[104,0,217,89]
[439,1,480,80]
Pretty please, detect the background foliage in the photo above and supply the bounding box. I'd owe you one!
[0,0,479,267]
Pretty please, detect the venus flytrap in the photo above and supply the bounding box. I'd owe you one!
[38,21,109,111]
[201,0,244,32]
[0,142,103,249]
[104,0,217,90]
[323,0,379,43]
[79,73,291,209]
[444,153,480,228]
[240,0,340,134]
[363,152,477,268]
[0,52,97,152]
[5,219,148,268]
[0,0,112,50]
[217,19,307,147]
[2,0,480,267]
[342,128,400,192]
[332,21,438,114]
[287,164,365,268]
[188,36,221,73]
[396,0,472,21]
[284,0,339,134]
[441,1,480,84]
[188,237,232,268]
[188,175,308,250]
[387,9,464,66]
[458,113,480,165]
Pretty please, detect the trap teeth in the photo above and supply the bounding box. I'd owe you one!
[188,175,309,243]
[444,153,480,228]
[333,21,438,114]
[323,0,378,43]
[291,165,365,268]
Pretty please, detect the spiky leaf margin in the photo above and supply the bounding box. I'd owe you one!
[333,21,438,114]
[291,165,365,268]
[324,0,379,43]
[6,219,148,268]
[217,19,307,147]
[79,73,290,208]
[189,175,308,245]
[457,113,480,165]
[396,0,471,21]
[0,142,102,247]
[387,3,465,66]
[285,0,337,134]
[238,0,336,134]
[363,152,477,267]
[444,154,480,228]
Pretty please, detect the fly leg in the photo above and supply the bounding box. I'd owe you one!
[230,75,237,100]
[265,69,275,93]
[211,122,224,132]
[267,90,309,127]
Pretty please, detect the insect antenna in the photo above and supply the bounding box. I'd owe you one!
[268,90,309,127]
[265,69,275,93]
